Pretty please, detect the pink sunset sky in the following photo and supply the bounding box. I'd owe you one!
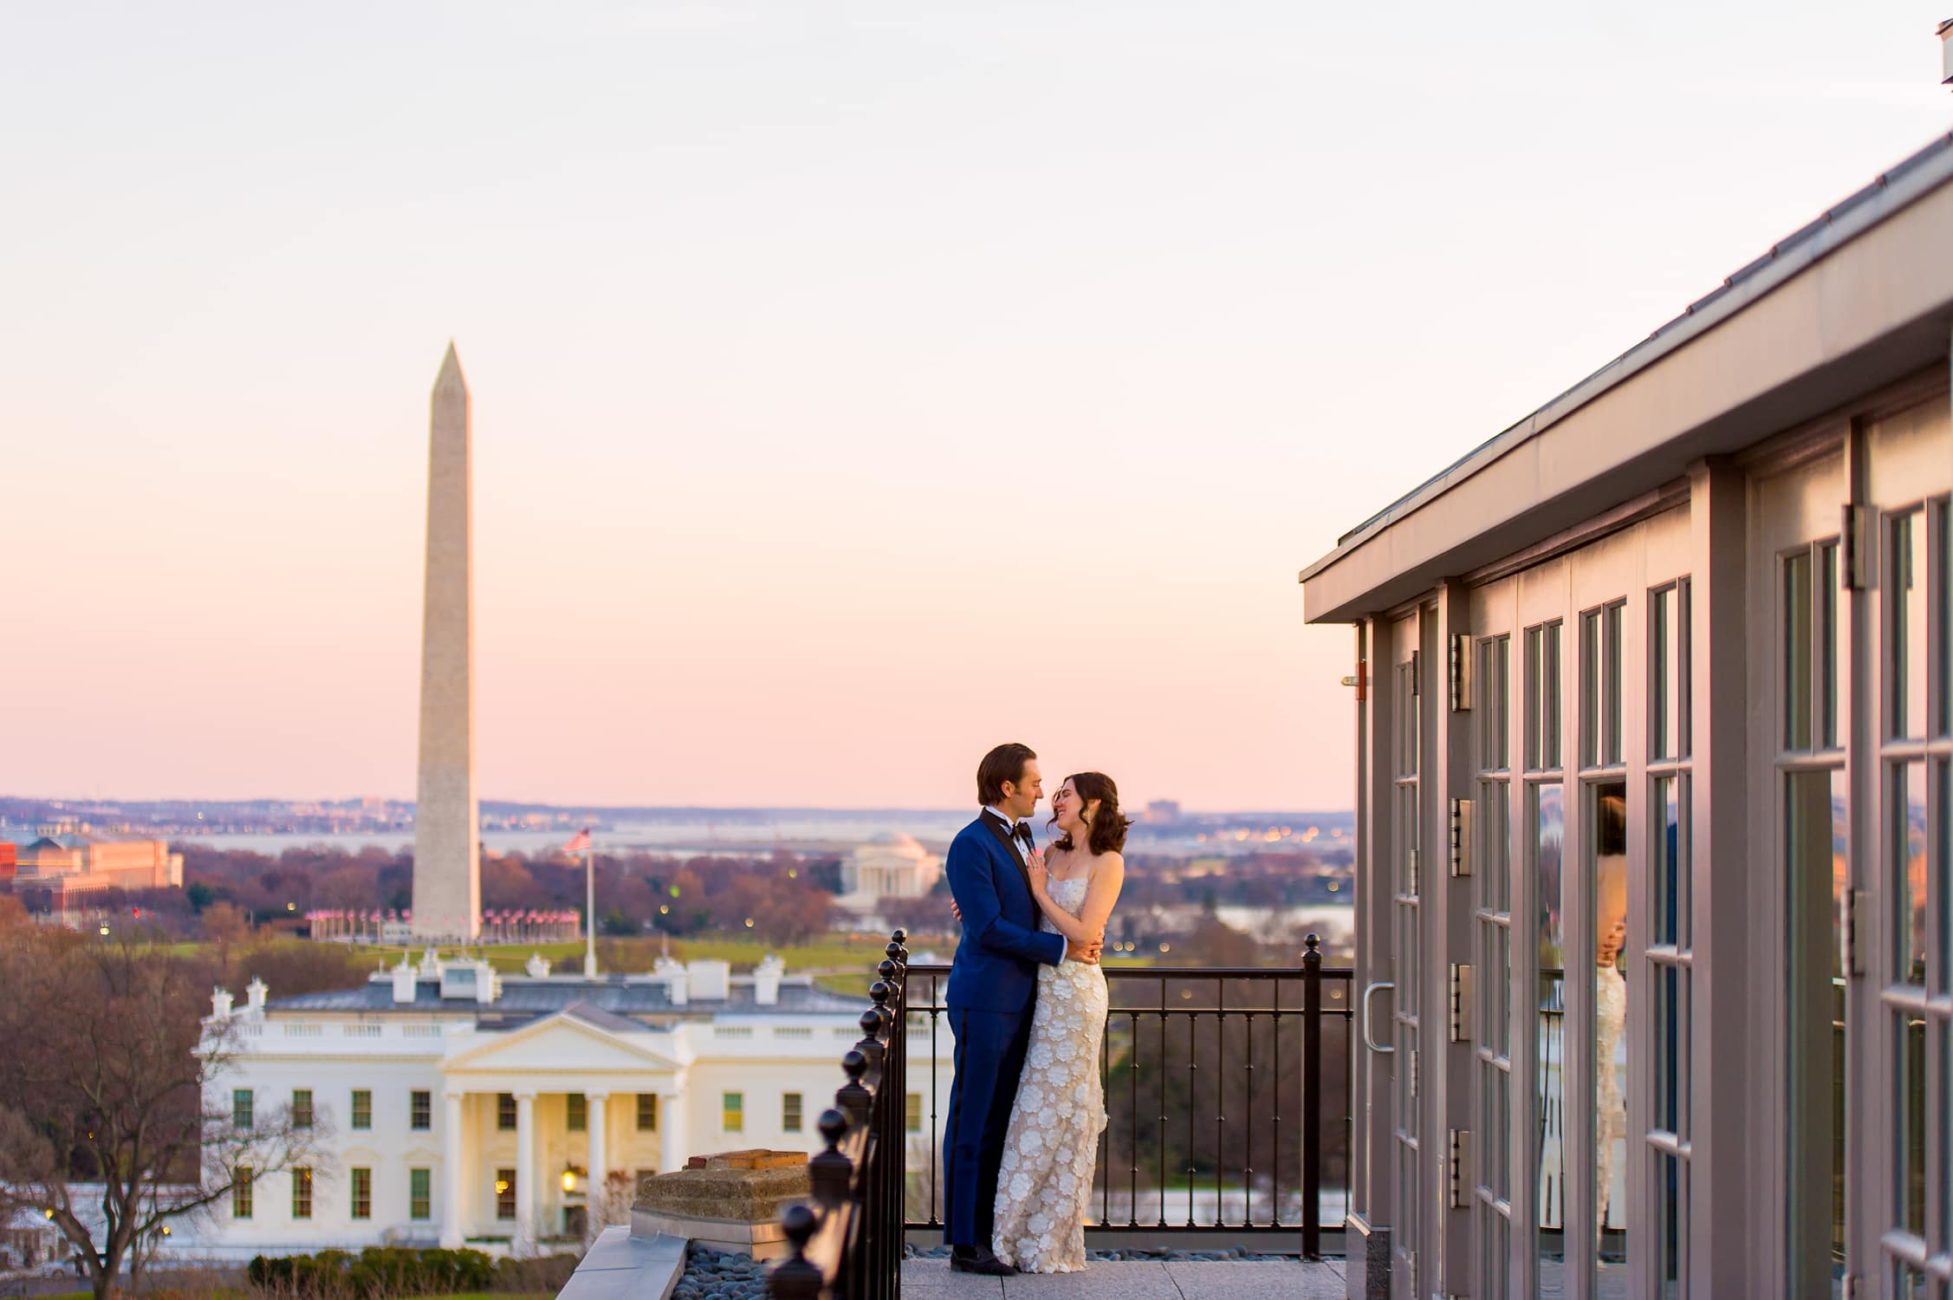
[3,3,1949,811]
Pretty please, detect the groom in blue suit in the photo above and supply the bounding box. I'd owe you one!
[941,742,1101,1274]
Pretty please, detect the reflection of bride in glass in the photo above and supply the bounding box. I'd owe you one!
[1594,791,1629,1248]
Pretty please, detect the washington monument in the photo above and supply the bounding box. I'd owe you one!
[412,344,481,939]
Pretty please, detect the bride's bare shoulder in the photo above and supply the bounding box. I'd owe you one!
[1084,850,1125,880]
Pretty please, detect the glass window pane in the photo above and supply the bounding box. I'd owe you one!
[1604,604,1624,766]
[1941,503,1952,738]
[1582,611,1601,770]
[1490,919,1511,1058]
[1544,624,1561,769]
[1481,636,1511,772]
[1896,762,1929,988]
[1653,776,1682,949]
[1653,962,1686,1136]
[1481,1060,1510,1198]
[1652,587,1680,761]
[1785,551,1813,751]
[1785,767,1847,1292]
[1481,1208,1510,1297]
[1898,1011,1927,1236]
[1819,543,1840,749]
[1593,782,1629,1282]
[1528,624,1563,770]
[1482,780,1511,915]
[1677,580,1692,758]
[1941,1027,1951,1248]
[1398,647,1421,778]
[1527,629,1542,768]
[1653,1151,1682,1299]
[1939,762,1950,995]
[1893,511,1929,740]
[1533,784,1565,1261]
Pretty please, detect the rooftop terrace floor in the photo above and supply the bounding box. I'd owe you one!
[903,1256,1346,1300]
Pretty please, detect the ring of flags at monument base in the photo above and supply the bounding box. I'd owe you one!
[302,908,580,924]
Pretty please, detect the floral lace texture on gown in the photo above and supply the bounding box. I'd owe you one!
[992,874,1108,1273]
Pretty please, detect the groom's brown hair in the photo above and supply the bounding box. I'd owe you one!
[976,743,1037,806]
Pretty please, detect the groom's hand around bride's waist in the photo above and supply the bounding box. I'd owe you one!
[1066,936,1102,964]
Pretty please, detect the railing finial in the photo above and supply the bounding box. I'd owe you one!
[837,1048,873,1129]
[765,1203,822,1300]
[808,1107,852,1207]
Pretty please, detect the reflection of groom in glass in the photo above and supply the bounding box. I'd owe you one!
[941,743,1101,1275]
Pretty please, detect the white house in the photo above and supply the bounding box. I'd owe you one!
[189,951,950,1260]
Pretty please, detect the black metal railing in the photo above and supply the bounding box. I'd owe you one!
[769,931,911,1300]
[768,931,1354,1299]
[901,935,1351,1258]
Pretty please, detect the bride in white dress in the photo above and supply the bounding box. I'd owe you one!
[992,771,1128,1273]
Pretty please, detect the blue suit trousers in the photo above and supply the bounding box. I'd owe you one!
[941,1004,1035,1249]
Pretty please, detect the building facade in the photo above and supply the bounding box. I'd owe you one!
[4,834,183,906]
[191,953,951,1261]
[834,833,944,925]
[1302,133,1953,1297]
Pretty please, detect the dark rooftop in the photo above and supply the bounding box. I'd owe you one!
[267,976,862,1024]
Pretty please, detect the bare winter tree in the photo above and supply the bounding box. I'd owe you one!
[0,923,322,1299]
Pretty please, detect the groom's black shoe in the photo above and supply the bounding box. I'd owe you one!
[949,1248,1017,1276]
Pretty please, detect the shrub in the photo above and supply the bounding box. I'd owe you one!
[246,1244,497,1297]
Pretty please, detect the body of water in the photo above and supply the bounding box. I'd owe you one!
[173,812,973,858]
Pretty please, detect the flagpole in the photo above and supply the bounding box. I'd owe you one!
[583,835,598,979]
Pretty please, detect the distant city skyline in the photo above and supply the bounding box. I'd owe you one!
[5,3,1949,809]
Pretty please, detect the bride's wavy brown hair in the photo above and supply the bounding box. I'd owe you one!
[1051,771,1132,856]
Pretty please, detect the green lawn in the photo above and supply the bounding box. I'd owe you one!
[160,933,1157,981]
[359,933,907,974]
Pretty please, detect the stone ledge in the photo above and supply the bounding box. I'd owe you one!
[631,1148,811,1262]
[557,1225,685,1300]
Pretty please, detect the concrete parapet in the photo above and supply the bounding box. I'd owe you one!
[631,1149,811,1260]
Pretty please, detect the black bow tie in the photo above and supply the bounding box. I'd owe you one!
[1012,822,1034,848]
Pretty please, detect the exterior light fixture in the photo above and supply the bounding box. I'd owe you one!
[1159,943,1172,954]
[659,905,670,915]
[744,918,755,928]
[98,925,110,936]
[495,1178,511,1195]
[561,1169,577,1193]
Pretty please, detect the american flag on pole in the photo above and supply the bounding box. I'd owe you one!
[564,828,592,853]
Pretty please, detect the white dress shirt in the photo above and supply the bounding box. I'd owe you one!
[983,805,1030,864]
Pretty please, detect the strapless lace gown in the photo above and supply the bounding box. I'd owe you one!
[992,874,1109,1273]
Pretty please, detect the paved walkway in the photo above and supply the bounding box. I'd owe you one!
[903,1257,1346,1300]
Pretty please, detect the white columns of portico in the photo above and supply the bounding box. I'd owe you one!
[513,1091,537,1254]
[441,1091,465,1248]
[586,1093,608,1225]
[660,1088,689,1172]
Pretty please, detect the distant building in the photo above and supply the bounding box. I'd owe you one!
[183,952,951,1260]
[833,833,941,924]
[1143,799,1182,823]
[5,833,182,907]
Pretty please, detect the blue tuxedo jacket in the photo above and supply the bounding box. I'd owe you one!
[944,813,1066,1013]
